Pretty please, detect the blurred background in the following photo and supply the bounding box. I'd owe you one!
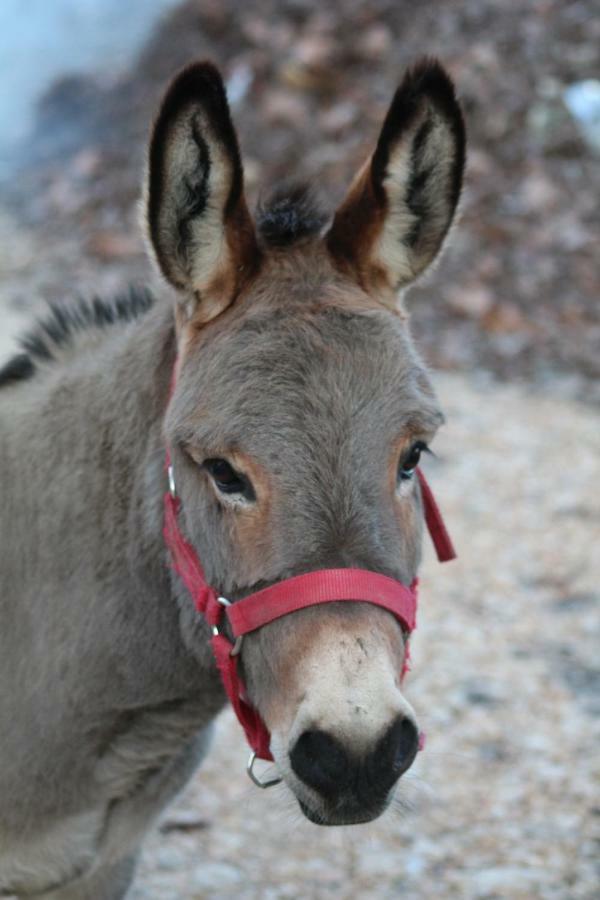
[0,2,598,898]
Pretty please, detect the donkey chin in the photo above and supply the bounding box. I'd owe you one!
[259,615,420,826]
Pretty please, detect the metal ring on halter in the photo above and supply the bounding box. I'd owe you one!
[246,751,282,789]
[212,596,243,656]
[229,635,243,656]
[167,464,176,497]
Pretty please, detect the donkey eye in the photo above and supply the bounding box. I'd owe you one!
[398,441,428,482]
[204,458,254,499]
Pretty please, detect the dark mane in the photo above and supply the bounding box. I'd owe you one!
[0,286,155,386]
[256,183,328,248]
[1,186,328,388]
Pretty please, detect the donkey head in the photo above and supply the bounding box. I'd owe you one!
[146,60,464,825]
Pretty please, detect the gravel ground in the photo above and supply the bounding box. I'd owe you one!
[125,372,598,900]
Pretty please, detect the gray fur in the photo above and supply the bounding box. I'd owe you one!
[0,304,222,895]
[0,58,462,896]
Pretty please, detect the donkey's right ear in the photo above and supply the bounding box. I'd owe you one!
[145,62,259,324]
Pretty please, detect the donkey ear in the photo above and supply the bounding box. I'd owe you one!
[326,59,465,298]
[146,62,259,323]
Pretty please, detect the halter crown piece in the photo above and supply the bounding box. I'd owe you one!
[162,371,456,787]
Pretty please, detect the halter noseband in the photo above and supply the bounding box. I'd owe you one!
[163,382,456,787]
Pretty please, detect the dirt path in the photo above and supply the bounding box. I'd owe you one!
[127,372,599,900]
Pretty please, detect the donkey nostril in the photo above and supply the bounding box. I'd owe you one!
[290,729,350,796]
[391,717,420,774]
[366,716,419,792]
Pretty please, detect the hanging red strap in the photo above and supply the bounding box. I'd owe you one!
[417,468,456,562]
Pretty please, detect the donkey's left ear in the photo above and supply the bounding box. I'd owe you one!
[327,59,465,298]
[146,62,259,324]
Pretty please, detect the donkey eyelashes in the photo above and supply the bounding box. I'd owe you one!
[203,457,256,501]
[202,441,430,497]
[203,444,428,500]
[398,440,430,482]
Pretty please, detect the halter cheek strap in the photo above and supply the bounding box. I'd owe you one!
[163,454,455,769]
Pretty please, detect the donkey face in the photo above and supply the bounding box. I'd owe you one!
[147,61,464,825]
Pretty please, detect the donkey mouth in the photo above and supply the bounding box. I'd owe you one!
[298,797,390,827]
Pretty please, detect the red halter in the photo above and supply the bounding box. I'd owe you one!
[163,444,455,765]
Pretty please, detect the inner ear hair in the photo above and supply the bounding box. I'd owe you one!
[145,62,259,322]
[327,58,466,296]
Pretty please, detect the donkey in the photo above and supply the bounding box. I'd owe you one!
[0,59,465,898]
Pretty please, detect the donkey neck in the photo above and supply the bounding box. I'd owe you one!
[0,298,229,869]
[0,298,221,705]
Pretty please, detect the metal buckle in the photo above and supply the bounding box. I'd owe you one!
[246,751,282,789]
[211,596,243,656]
[167,464,176,497]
